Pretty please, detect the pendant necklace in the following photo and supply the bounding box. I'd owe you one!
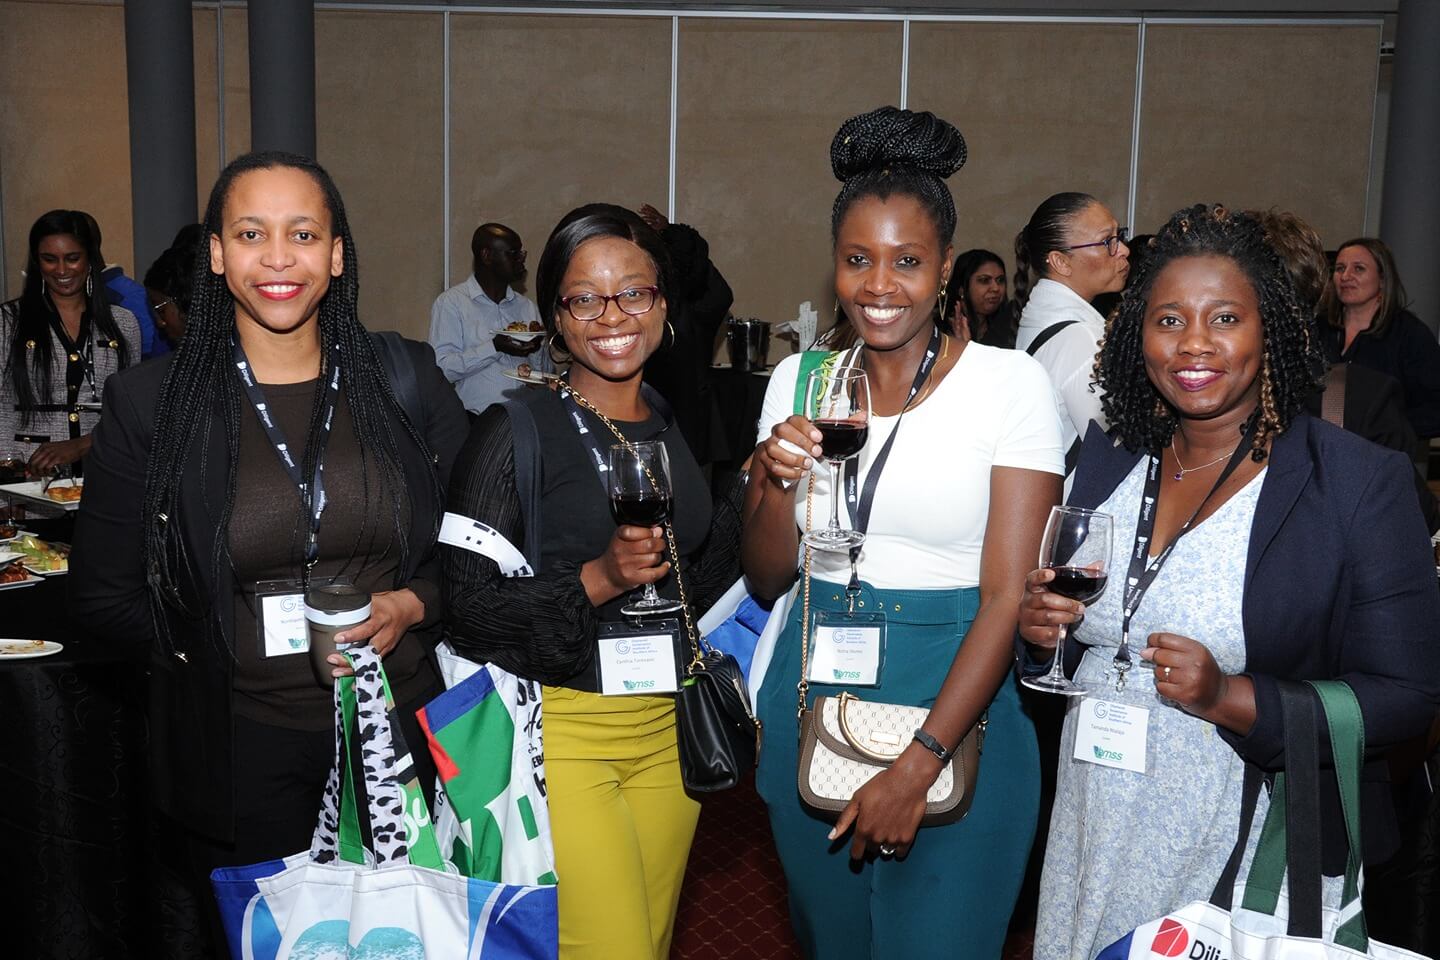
[1169,442,1234,482]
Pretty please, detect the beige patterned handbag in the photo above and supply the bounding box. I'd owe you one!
[793,476,984,827]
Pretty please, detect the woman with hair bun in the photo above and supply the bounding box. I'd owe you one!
[1019,204,1440,960]
[745,106,1064,959]
[1014,192,1131,480]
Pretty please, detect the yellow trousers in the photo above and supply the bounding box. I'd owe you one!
[541,685,701,960]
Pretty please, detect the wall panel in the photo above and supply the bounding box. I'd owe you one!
[448,13,671,307]
[193,5,252,218]
[907,21,1137,272]
[317,10,443,338]
[1137,23,1379,244]
[0,1,132,297]
[675,18,902,340]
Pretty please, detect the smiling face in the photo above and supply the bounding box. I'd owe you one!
[36,233,89,302]
[1332,244,1382,309]
[1142,254,1265,424]
[556,235,666,387]
[967,259,1007,317]
[834,194,951,353]
[1051,202,1130,300]
[208,166,343,337]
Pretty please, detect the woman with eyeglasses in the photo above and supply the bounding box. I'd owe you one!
[0,210,140,477]
[143,225,204,347]
[1014,193,1131,480]
[441,203,742,960]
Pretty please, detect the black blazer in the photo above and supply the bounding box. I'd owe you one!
[68,335,469,840]
[1027,414,1440,870]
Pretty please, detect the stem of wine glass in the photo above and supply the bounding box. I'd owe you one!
[827,460,843,533]
[1045,623,1070,683]
[641,583,661,604]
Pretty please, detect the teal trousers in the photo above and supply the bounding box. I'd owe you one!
[756,582,1040,960]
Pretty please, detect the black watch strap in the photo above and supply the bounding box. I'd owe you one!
[912,728,954,763]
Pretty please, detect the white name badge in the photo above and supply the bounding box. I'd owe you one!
[1073,697,1150,774]
[260,592,309,657]
[808,610,886,687]
[597,624,680,696]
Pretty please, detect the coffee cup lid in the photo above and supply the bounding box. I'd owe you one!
[304,584,371,624]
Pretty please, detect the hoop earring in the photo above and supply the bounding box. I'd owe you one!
[666,319,676,344]
[86,274,94,298]
[548,332,570,361]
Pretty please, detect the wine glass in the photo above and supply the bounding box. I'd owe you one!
[1021,505,1114,696]
[608,441,683,616]
[801,366,871,552]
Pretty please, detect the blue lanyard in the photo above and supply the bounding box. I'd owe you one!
[231,339,341,567]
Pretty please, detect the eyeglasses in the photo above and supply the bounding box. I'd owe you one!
[559,285,659,322]
[1062,227,1130,257]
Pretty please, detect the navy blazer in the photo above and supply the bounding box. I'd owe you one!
[1036,414,1440,869]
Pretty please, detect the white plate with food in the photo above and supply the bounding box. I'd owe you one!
[0,479,84,511]
[0,639,63,659]
[10,536,68,576]
[0,525,31,543]
[503,367,559,386]
[500,324,544,343]
[0,569,43,591]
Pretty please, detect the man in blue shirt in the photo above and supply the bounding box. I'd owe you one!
[428,222,553,415]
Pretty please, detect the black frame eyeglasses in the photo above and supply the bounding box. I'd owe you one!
[1062,227,1130,257]
[559,285,660,322]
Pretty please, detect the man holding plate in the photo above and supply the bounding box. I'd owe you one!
[429,221,554,415]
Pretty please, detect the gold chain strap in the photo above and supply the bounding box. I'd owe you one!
[562,385,703,669]
[796,470,816,725]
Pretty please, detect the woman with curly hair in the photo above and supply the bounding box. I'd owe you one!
[747,106,1063,959]
[1017,204,1440,960]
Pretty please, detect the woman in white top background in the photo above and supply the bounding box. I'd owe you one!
[1013,193,1131,477]
[743,106,1064,960]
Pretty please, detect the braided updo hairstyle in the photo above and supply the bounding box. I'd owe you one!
[830,106,967,246]
[1097,203,1324,461]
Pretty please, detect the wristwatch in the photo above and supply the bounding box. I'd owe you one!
[912,728,955,763]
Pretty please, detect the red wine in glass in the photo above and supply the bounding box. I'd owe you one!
[814,419,868,461]
[1045,566,1108,605]
[610,493,673,527]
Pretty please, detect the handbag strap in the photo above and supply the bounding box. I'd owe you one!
[559,383,705,667]
[1310,680,1369,951]
[1209,763,1263,910]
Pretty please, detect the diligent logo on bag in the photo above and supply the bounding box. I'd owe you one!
[1150,918,1190,957]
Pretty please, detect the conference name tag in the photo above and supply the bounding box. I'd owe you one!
[1073,697,1149,774]
[597,621,680,696]
[808,610,887,687]
[256,579,308,657]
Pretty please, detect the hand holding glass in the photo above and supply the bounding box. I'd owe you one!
[801,366,871,552]
[607,441,683,616]
[1021,506,1114,696]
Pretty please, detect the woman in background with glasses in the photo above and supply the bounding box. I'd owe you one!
[1014,193,1131,482]
[441,203,741,960]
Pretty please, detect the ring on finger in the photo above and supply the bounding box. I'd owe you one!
[1163,665,1172,681]
[879,844,896,857]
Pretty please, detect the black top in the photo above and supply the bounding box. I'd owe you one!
[229,379,431,730]
[442,386,742,692]
[1333,309,1440,440]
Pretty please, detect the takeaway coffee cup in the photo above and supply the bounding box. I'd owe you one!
[305,584,372,687]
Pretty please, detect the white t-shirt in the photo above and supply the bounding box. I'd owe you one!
[756,341,1065,589]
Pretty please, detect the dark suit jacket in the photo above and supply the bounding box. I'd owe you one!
[1026,415,1440,870]
[67,335,468,841]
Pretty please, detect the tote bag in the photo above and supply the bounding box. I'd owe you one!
[211,645,557,960]
[1097,681,1428,960]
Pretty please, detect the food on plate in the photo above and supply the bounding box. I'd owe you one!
[0,639,46,653]
[0,565,32,584]
[44,482,83,503]
[517,362,533,378]
[504,320,543,334]
[0,523,20,539]
[13,535,69,573]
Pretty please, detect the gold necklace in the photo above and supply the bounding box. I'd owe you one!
[1168,442,1233,482]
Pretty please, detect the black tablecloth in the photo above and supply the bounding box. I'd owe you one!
[0,555,204,958]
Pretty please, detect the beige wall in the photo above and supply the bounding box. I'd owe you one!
[0,3,1383,342]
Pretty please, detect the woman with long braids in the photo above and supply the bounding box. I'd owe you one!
[1018,204,1440,960]
[69,152,468,951]
[441,203,741,960]
[0,210,139,474]
[745,106,1064,959]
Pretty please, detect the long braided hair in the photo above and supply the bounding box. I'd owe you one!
[5,210,131,423]
[143,151,437,654]
[1097,203,1324,460]
[820,106,967,348]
